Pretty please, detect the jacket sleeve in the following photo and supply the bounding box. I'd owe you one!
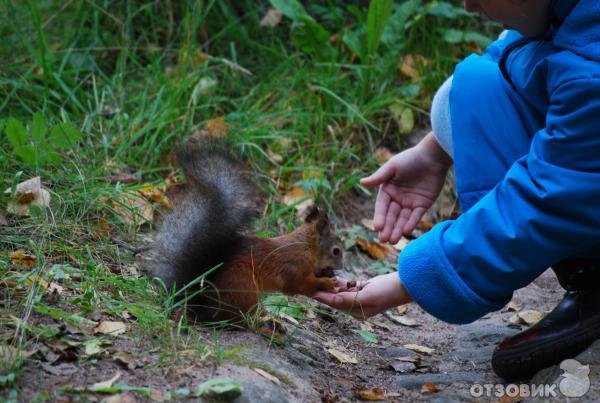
[399,74,600,324]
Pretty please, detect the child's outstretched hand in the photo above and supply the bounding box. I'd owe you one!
[360,132,452,244]
[313,273,412,319]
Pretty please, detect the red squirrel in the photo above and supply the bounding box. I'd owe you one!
[151,142,343,321]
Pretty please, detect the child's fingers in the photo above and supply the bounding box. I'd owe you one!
[313,291,363,311]
[379,202,400,242]
[404,207,426,235]
[390,208,411,244]
[373,189,391,231]
[360,161,396,188]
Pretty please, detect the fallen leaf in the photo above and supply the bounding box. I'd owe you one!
[353,329,378,344]
[357,387,387,401]
[326,347,358,364]
[508,309,544,326]
[252,368,281,385]
[83,338,104,357]
[10,249,36,267]
[4,177,51,217]
[396,305,407,315]
[384,311,419,327]
[421,382,441,394]
[197,378,243,400]
[94,321,127,335]
[389,103,414,134]
[91,370,122,389]
[390,361,416,373]
[260,8,283,28]
[503,301,522,312]
[355,238,393,260]
[47,282,64,295]
[281,186,314,217]
[360,218,375,231]
[138,183,172,209]
[26,274,49,289]
[418,220,435,232]
[375,147,394,162]
[398,54,429,82]
[391,237,410,251]
[110,192,153,227]
[403,344,435,355]
[203,117,229,138]
[266,148,283,164]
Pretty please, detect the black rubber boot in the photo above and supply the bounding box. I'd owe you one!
[491,258,600,381]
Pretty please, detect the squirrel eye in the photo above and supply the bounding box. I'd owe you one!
[332,246,341,256]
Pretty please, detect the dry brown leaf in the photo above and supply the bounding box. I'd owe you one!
[421,382,441,394]
[111,192,153,227]
[94,321,127,335]
[508,309,544,326]
[396,305,407,315]
[326,347,357,364]
[253,368,281,385]
[138,183,172,209]
[418,220,435,232]
[203,116,229,138]
[375,147,394,162]
[260,8,283,28]
[47,281,64,295]
[4,177,51,217]
[360,218,375,231]
[266,148,283,164]
[403,343,435,355]
[10,249,36,267]
[384,311,419,327]
[355,238,393,260]
[92,370,122,389]
[357,387,387,401]
[503,301,522,312]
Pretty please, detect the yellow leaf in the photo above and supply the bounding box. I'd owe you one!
[282,186,314,218]
[508,309,545,326]
[26,274,49,289]
[94,321,127,335]
[403,343,435,355]
[355,238,393,260]
[360,218,375,231]
[357,387,387,401]
[10,249,36,267]
[252,368,281,385]
[326,347,357,364]
[398,54,429,82]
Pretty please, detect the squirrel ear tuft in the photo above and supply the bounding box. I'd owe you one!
[304,205,321,223]
[316,214,330,236]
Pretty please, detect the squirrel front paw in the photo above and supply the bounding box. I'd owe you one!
[316,277,341,292]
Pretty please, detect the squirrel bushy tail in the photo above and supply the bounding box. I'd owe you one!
[153,142,259,291]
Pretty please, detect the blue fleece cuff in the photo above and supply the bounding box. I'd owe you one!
[398,221,509,324]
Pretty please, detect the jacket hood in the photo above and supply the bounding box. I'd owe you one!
[552,0,600,61]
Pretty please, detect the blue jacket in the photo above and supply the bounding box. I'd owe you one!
[398,0,600,324]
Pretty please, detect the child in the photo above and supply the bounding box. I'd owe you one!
[315,0,600,380]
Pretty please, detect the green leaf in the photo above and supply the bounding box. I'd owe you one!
[269,0,308,21]
[342,27,365,61]
[353,329,379,344]
[291,16,331,56]
[14,145,37,166]
[30,112,47,142]
[366,0,393,59]
[443,28,464,44]
[380,0,419,48]
[464,31,492,48]
[197,378,243,399]
[49,122,82,148]
[4,117,28,148]
[426,2,470,19]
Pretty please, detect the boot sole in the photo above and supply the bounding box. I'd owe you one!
[492,320,600,381]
